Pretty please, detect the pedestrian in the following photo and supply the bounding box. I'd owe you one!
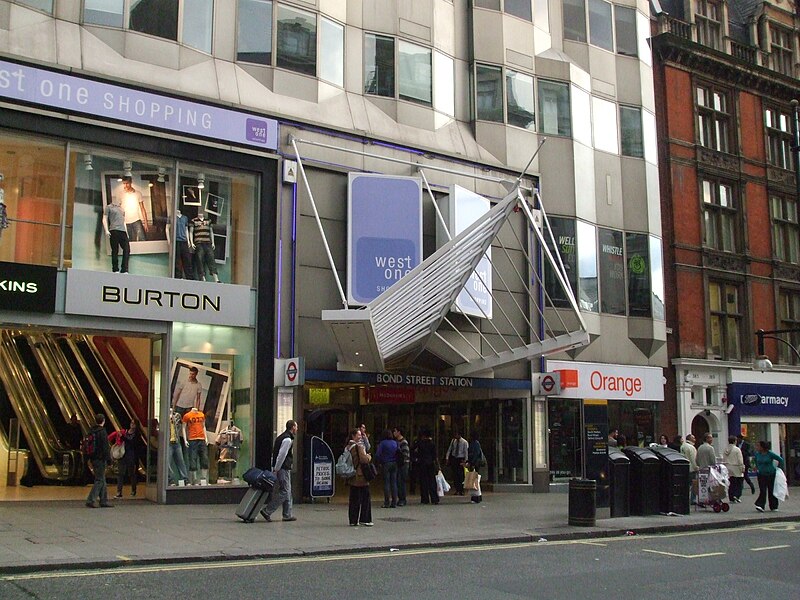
[109,419,143,498]
[376,429,399,508]
[467,431,484,504]
[668,434,683,452]
[681,434,698,504]
[408,430,421,495]
[608,428,619,447]
[416,427,438,505]
[753,440,785,512]
[657,434,669,447]
[346,428,373,526]
[737,435,756,495]
[392,426,410,507]
[261,420,298,522]
[445,430,468,495]
[696,433,716,469]
[616,433,627,449]
[85,414,113,508]
[722,435,745,502]
[359,423,371,453]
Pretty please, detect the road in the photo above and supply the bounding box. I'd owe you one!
[1,521,797,599]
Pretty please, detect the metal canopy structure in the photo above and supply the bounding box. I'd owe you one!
[291,137,590,376]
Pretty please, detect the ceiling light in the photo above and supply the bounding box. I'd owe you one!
[197,173,205,189]
[83,154,93,171]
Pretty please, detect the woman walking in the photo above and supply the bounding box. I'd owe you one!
[346,429,373,526]
[109,419,143,498]
[753,440,785,512]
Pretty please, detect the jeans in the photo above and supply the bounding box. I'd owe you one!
[109,230,130,273]
[194,242,218,279]
[262,469,293,519]
[169,441,188,484]
[187,439,209,471]
[176,240,195,279]
[756,473,779,510]
[729,476,744,500]
[348,485,372,525]
[127,220,146,241]
[397,463,409,504]
[382,461,398,506]
[116,460,137,495]
[87,459,108,505]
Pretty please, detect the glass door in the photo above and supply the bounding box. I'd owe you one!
[548,399,582,480]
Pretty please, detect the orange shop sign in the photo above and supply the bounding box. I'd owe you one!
[545,360,664,401]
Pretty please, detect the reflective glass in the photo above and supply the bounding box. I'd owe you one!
[17,0,52,12]
[320,17,344,87]
[130,0,179,42]
[544,217,577,308]
[237,0,273,64]
[183,0,214,53]
[399,41,432,105]
[476,64,503,122]
[505,0,532,21]
[84,0,124,27]
[614,6,637,56]
[588,0,612,51]
[276,4,317,76]
[563,0,587,42]
[506,70,535,130]
[598,228,625,315]
[538,80,570,136]
[620,106,643,158]
[626,233,651,317]
[577,221,598,312]
[534,0,549,32]
[649,236,665,320]
[364,34,395,97]
[592,97,619,154]
[433,51,455,117]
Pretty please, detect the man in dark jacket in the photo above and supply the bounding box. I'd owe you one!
[261,420,298,522]
[86,414,113,508]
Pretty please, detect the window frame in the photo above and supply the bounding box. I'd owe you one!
[701,176,739,253]
[695,82,732,154]
[770,192,800,264]
[707,280,743,360]
[619,105,644,158]
[695,0,722,51]
[778,289,800,365]
[235,0,274,66]
[765,106,794,171]
[769,23,794,77]
[538,79,571,137]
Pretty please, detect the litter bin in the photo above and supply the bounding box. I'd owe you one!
[650,446,690,515]
[568,478,596,526]
[623,446,660,516]
[608,449,630,518]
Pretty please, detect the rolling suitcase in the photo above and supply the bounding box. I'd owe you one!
[236,486,271,523]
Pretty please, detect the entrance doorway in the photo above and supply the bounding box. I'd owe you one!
[548,398,582,480]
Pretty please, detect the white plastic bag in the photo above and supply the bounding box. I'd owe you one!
[435,470,450,496]
[774,468,788,502]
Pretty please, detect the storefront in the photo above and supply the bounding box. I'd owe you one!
[728,370,800,486]
[545,360,665,481]
[0,58,278,503]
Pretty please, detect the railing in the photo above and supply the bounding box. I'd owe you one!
[666,17,693,40]
[730,40,758,65]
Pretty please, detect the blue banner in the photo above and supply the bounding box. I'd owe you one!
[727,382,800,436]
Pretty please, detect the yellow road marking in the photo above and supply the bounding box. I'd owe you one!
[751,545,790,552]
[642,549,726,559]
[576,541,608,547]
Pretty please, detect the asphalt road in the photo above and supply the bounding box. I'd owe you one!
[1,521,797,600]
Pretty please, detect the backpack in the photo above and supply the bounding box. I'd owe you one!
[81,430,98,459]
[336,445,357,479]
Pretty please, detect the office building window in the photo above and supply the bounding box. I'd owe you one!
[399,41,432,105]
[476,64,504,123]
[183,0,214,53]
[544,217,578,309]
[563,0,587,43]
[598,228,626,315]
[130,0,179,42]
[276,4,316,76]
[538,80,570,136]
[702,178,738,252]
[84,0,124,27]
[237,0,272,65]
[771,194,799,264]
[766,107,794,170]
[592,97,619,154]
[650,236,665,320]
[626,233,651,318]
[695,0,722,50]
[770,24,794,77]
[505,0,532,21]
[17,0,52,12]
[614,5,637,57]
[506,70,535,130]
[588,0,613,51]
[434,52,455,117]
[365,34,395,97]
[577,221,598,312]
[320,17,344,87]
[696,84,731,153]
[620,106,644,158]
[778,289,800,365]
[708,281,742,360]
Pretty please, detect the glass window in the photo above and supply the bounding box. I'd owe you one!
[364,34,395,97]
[475,0,501,8]
[708,281,742,359]
[505,0,532,21]
[506,70,535,130]
[534,0,549,32]
[770,24,794,77]
[766,107,794,170]
[84,0,124,27]
[592,97,619,154]
[130,0,179,42]
[702,178,737,252]
[588,0,613,51]
[320,17,344,87]
[642,110,657,163]
[544,217,578,309]
[434,51,455,117]
[17,0,52,12]
[778,289,800,365]
[476,64,503,123]
[649,236,665,320]
[563,0,587,43]
[538,80,571,136]
[626,232,651,317]
[695,0,722,50]
[0,133,64,267]
[696,84,731,153]
[577,221,598,312]
[276,3,317,76]
[598,228,626,315]
[771,193,799,264]
[183,0,214,54]
[237,0,272,65]
[572,85,592,146]
[398,41,432,105]
[614,5,637,57]
[620,106,643,158]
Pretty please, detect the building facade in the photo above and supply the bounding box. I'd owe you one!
[0,0,665,502]
[653,0,800,483]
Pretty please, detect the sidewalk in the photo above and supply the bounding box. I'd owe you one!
[0,489,797,574]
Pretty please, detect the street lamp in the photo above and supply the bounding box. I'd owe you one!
[754,328,800,372]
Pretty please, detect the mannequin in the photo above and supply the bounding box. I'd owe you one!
[168,408,189,486]
[102,194,130,273]
[182,407,209,485]
[0,175,8,242]
[216,420,243,482]
[174,209,195,279]
[189,211,220,282]
[119,176,148,241]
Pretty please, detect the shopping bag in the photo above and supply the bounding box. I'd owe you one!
[436,470,450,496]
[774,468,789,501]
[464,469,479,491]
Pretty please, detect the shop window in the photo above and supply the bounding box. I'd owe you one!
[769,24,794,77]
[0,132,64,267]
[364,34,395,97]
[614,5,637,57]
[398,41,432,105]
[506,70,535,130]
[626,232,651,318]
[608,401,658,448]
[16,0,52,12]
[276,4,317,76]
[475,64,504,123]
[563,0,587,43]
[620,105,643,158]
[130,0,179,43]
[548,399,582,479]
[320,17,344,87]
[765,107,794,171]
[708,280,742,360]
[538,80,571,136]
[695,0,722,50]
[701,177,738,252]
[84,0,125,27]
[237,0,273,65]
[577,220,598,312]
[771,193,799,264]
[588,0,613,51]
[543,217,577,309]
[778,289,800,365]
[598,227,626,315]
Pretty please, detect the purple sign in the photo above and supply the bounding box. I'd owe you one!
[727,382,800,436]
[347,173,422,305]
[0,59,277,150]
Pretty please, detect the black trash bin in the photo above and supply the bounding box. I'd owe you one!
[623,447,660,516]
[568,478,597,526]
[608,449,630,518]
[650,446,690,515]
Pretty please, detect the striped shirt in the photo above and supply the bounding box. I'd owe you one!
[191,217,213,245]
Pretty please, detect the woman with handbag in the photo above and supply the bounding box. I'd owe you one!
[109,419,142,499]
[346,429,374,527]
[466,432,484,503]
[753,440,785,512]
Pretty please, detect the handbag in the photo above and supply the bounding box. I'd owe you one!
[361,461,378,482]
[464,469,479,491]
[111,442,125,461]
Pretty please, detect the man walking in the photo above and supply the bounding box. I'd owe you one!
[85,414,113,508]
[445,430,469,495]
[696,433,717,469]
[262,420,298,522]
[393,427,410,507]
[681,434,698,504]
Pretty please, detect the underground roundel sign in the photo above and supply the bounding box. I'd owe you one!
[286,361,298,383]
[541,374,557,394]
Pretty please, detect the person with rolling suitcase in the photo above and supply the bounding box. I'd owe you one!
[236,467,277,522]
